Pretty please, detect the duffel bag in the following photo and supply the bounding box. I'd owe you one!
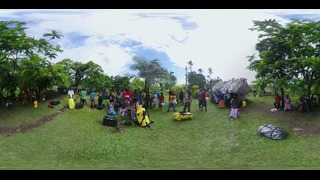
[76,103,84,109]
[50,100,60,106]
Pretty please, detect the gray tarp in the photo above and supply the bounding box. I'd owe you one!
[257,124,287,140]
[211,78,251,100]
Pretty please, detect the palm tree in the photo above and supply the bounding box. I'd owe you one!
[130,56,170,92]
[187,60,193,72]
[208,67,213,79]
[43,30,63,40]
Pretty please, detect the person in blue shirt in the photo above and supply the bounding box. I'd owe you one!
[89,90,95,108]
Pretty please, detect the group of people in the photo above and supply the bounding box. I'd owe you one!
[273,93,319,112]
[69,87,246,123]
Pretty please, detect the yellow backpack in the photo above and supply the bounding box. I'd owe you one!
[136,105,151,127]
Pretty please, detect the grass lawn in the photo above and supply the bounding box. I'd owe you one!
[1,94,320,169]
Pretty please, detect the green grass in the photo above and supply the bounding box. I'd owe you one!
[1,95,320,169]
[0,95,70,126]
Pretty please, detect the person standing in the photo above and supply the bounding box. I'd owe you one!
[152,91,159,108]
[80,89,87,105]
[158,92,165,111]
[199,89,207,111]
[179,89,184,106]
[218,91,225,109]
[31,91,36,103]
[183,90,192,112]
[167,93,176,112]
[67,88,74,98]
[89,90,95,108]
[229,94,239,120]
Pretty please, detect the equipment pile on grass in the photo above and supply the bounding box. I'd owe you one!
[211,78,251,101]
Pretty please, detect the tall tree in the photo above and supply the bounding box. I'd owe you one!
[187,71,206,90]
[19,55,69,95]
[81,61,105,90]
[56,58,76,87]
[187,60,193,72]
[113,75,130,90]
[248,19,320,109]
[130,56,171,92]
[0,20,64,100]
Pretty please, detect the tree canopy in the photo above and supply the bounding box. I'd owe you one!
[248,19,320,98]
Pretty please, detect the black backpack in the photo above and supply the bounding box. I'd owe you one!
[76,103,84,109]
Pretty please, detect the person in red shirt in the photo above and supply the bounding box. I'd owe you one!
[274,93,281,110]
[158,92,165,111]
[122,88,132,107]
[199,89,207,111]
[167,94,176,112]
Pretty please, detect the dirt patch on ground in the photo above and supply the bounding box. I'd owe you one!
[240,99,320,135]
[0,106,68,136]
[0,96,78,136]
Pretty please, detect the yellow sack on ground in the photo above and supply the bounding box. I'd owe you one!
[173,112,192,121]
[68,98,75,109]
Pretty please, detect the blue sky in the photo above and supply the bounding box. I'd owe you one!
[1,9,320,85]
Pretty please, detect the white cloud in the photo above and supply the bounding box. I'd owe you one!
[2,9,320,85]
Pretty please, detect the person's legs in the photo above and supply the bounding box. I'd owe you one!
[183,104,187,112]
[204,100,207,111]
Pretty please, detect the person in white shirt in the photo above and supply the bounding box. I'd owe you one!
[67,88,74,98]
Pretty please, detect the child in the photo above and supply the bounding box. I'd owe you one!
[167,94,176,112]
[107,103,116,115]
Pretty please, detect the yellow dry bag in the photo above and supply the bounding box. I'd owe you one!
[34,100,38,108]
[136,105,151,127]
[242,100,247,108]
[69,98,75,109]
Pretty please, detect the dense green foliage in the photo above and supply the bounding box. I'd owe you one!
[248,19,320,99]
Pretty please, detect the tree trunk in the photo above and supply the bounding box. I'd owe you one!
[144,79,147,93]
[307,83,312,112]
[280,88,284,110]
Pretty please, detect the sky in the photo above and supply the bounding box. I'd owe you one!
[1,9,320,85]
